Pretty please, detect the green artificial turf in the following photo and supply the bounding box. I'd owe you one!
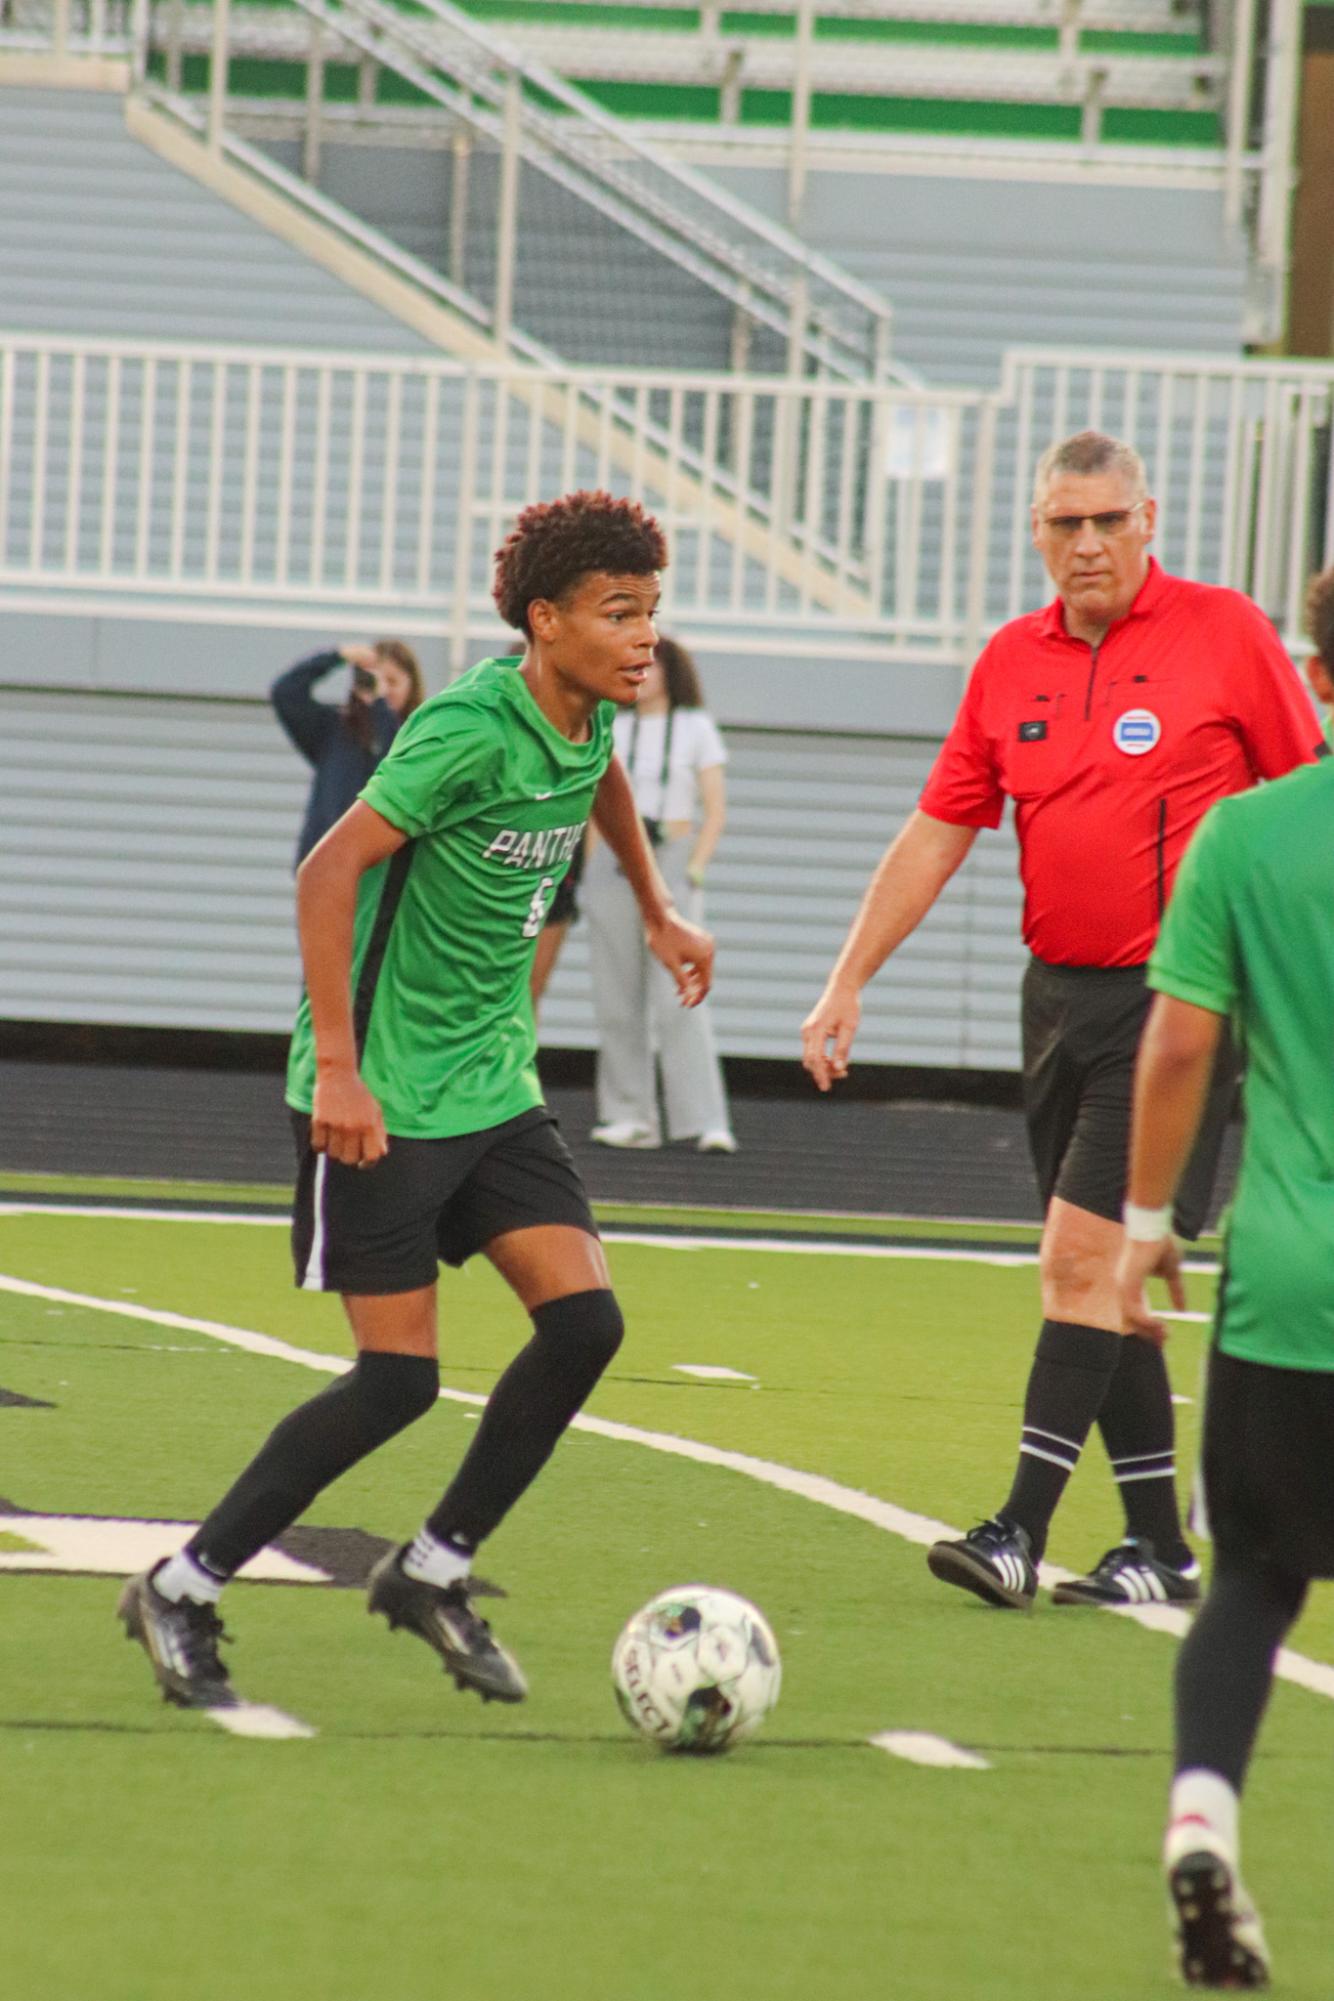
[0,1210,1330,2000]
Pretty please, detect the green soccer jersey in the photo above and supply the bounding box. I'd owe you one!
[286,656,614,1138]
[1148,757,1334,1371]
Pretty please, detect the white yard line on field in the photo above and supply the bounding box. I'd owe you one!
[0,1268,1325,1708]
[0,1204,1219,1275]
[206,1703,318,1741]
[870,1731,992,1770]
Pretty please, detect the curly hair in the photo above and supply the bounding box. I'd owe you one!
[1306,566,1334,672]
[492,491,667,636]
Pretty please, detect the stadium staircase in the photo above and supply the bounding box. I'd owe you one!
[88,0,1294,378]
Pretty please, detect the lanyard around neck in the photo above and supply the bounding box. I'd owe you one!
[627,708,674,805]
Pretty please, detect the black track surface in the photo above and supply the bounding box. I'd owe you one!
[0,1059,1240,1226]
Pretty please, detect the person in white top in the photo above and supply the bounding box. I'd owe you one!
[584,636,735,1152]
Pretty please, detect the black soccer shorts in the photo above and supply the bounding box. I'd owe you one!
[1198,1346,1334,1578]
[289,1106,599,1295]
[1021,957,1236,1238]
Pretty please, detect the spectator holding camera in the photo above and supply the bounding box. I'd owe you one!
[271,640,425,865]
[584,635,735,1152]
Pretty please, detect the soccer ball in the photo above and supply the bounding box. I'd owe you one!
[611,1584,782,1753]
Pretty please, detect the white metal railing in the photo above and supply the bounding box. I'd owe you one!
[1215,0,1302,344]
[0,0,134,55]
[125,0,901,382]
[3,332,1333,664]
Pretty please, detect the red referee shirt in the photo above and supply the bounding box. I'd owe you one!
[919,560,1323,966]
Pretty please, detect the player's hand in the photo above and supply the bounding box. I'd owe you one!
[646,910,714,1007]
[340,642,378,671]
[801,981,861,1092]
[310,1066,389,1168]
[1115,1232,1180,1347]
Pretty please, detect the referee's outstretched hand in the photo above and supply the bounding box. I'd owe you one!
[310,1065,390,1170]
[801,981,861,1092]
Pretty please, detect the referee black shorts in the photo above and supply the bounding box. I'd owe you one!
[1021,957,1236,1239]
[290,1106,598,1295]
[1199,1346,1334,1578]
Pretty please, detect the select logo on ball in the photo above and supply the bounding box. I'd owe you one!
[1113,708,1162,756]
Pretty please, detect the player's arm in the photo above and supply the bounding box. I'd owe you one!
[592,754,714,1007]
[1116,995,1225,1345]
[801,810,978,1091]
[296,801,409,1166]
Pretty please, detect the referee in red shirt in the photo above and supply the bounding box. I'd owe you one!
[801,429,1323,1613]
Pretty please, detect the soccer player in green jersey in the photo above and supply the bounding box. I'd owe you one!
[119,491,713,1711]
[1116,743,1334,1988]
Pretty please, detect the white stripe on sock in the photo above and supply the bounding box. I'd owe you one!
[1018,1443,1079,1472]
[1023,1426,1082,1452]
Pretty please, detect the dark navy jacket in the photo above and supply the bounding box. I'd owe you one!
[270,650,402,865]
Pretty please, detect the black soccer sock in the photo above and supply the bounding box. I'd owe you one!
[1097,1335,1192,1567]
[999,1320,1122,1562]
[1175,1553,1308,1791]
[189,1352,440,1578]
[427,1289,624,1552]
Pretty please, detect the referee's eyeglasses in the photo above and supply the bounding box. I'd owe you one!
[1038,502,1147,541]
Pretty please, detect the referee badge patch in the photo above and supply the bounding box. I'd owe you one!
[1112,708,1162,756]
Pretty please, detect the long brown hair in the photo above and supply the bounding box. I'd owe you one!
[654,635,704,710]
[341,639,426,750]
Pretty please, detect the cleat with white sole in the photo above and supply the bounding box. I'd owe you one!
[1164,1820,1270,1989]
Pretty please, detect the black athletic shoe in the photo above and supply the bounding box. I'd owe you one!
[1052,1536,1201,1607]
[926,1517,1037,1609]
[1165,1822,1270,1988]
[118,1566,237,1709]
[366,1548,528,1704]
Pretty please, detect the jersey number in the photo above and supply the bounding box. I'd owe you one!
[521,876,557,939]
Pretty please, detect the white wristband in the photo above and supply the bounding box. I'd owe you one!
[1122,1201,1173,1242]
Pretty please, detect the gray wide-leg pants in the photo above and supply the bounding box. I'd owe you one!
[583,833,731,1142]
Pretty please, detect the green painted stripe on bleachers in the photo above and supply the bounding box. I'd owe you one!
[738,85,1084,135]
[731,12,1058,47]
[460,0,703,25]
[162,45,1223,147]
[451,0,1205,54]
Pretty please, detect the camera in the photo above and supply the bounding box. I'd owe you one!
[351,664,378,694]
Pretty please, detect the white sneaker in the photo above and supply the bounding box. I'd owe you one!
[589,1122,660,1149]
[1163,1818,1270,1989]
[696,1129,738,1154]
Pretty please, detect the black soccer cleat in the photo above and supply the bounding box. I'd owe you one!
[1052,1536,1201,1608]
[118,1566,238,1709]
[1165,1823,1270,1989]
[926,1517,1037,1609]
[366,1548,528,1704]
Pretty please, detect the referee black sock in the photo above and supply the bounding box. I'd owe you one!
[1175,1553,1307,1790]
[188,1352,440,1579]
[426,1289,624,1551]
[1097,1337,1192,1569]
[999,1320,1122,1563]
